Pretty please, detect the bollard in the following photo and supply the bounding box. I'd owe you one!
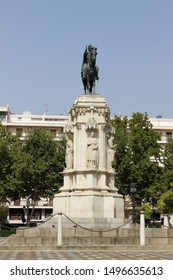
[57,212,62,246]
[140,211,145,246]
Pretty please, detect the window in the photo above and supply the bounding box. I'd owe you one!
[9,209,22,220]
[14,199,20,206]
[0,114,6,121]
[166,132,172,141]
[31,118,42,121]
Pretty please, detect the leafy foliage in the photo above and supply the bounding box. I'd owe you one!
[0,205,8,221]
[112,112,162,204]
[157,190,173,214]
[155,139,173,214]
[141,203,153,220]
[0,125,66,203]
[162,138,173,187]
[0,124,21,202]
[0,230,16,236]
[11,127,66,200]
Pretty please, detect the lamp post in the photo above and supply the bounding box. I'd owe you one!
[26,198,30,226]
[130,183,137,224]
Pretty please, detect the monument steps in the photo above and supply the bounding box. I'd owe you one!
[1,227,173,249]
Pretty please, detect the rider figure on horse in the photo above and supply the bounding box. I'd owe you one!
[81,44,99,93]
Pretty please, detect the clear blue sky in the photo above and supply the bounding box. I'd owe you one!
[0,0,173,118]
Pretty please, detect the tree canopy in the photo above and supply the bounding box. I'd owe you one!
[0,126,66,204]
[11,127,66,201]
[0,124,21,203]
[157,190,173,214]
[112,112,163,204]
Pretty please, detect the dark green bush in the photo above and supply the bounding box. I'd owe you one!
[0,230,16,237]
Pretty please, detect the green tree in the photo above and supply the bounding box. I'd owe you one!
[128,112,162,202]
[0,205,8,229]
[0,124,21,203]
[162,137,173,187]
[157,190,173,214]
[0,205,8,221]
[141,203,152,220]
[111,115,131,197]
[112,112,162,204]
[10,127,66,202]
[155,138,173,215]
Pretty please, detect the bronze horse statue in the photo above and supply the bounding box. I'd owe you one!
[81,45,99,94]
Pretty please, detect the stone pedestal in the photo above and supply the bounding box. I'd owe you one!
[53,94,124,226]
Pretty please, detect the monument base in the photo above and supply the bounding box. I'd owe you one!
[52,93,125,228]
[53,191,124,221]
[43,215,126,230]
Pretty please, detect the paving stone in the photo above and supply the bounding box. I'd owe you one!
[0,250,173,260]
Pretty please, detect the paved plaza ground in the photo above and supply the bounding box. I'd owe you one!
[0,250,173,260]
[1,237,173,259]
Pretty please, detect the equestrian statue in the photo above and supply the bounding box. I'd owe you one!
[81,44,99,94]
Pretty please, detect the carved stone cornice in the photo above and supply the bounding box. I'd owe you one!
[70,105,110,118]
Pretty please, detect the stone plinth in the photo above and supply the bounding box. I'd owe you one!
[54,191,124,219]
[53,94,124,224]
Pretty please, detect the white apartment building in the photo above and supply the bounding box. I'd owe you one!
[150,117,173,149]
[0,105,173,226]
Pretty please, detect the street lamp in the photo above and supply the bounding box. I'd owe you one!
[130,183,137,224]
[26,198,30,226]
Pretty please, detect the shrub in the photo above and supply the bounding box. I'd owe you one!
[0,230,16,237]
